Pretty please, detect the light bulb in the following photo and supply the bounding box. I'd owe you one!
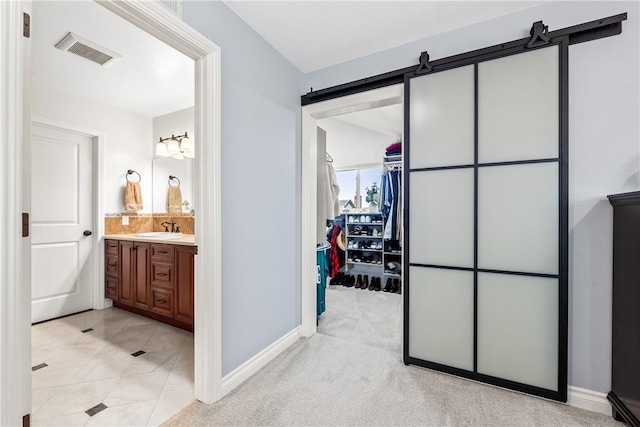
[180,135,192,151]
[156,140,170,157]
[167,137,181,154]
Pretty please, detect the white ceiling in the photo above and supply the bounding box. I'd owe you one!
[32,0,194,118]
[225,1,543,73]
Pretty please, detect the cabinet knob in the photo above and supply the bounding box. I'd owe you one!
[156,299,167,304]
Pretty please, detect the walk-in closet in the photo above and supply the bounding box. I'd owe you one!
[315,103,404,354]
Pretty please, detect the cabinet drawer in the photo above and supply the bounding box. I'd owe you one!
[105,254,119,276]
[105,276,119,300]
[152,262,174,287]
[105,239,119,254]
[151,244,174,262]
[150,287,174,317]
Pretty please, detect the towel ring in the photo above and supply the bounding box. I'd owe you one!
[169,175,181,187]
[126,170,141,182]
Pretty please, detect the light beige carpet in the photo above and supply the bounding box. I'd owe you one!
[164,331,621,426]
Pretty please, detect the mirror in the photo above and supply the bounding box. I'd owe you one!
[152,107,195,214]
[152,157,194,214]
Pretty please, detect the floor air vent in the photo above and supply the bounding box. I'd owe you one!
[55,32,121,66]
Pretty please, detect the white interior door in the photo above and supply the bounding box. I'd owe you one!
[31,123,94,323]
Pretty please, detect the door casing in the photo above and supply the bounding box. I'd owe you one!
[0,2,223,424]
[300,84,404,338]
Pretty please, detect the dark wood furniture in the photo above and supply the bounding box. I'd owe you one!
[607,191,640,426]
[105,238,197,332]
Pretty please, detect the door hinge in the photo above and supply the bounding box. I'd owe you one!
[22,212,29,237]
[23,13,30,38]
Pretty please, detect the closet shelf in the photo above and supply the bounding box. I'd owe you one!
[347,222,383,225]
[347,248,382,253]
[384,251,402,255]
[348,261,383,267]
[384,272,401,277]
[347,235,383,239]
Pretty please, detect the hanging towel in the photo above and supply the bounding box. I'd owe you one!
[167,185,183,214]
[124,181,143,211]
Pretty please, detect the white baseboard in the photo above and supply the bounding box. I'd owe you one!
[220,326,302,396]
[568,385,611,415]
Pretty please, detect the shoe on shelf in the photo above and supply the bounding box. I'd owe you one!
[367,276,375,291]
[376,242,383,250]
[372,229,379,237]
[374,277,382,291]
[355,274,363,289]
[360,215,366,223]
[347,241,355,249]
[383,278,392,292]
[365,215,371,223]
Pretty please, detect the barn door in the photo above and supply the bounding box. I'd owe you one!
[404,37,568,401]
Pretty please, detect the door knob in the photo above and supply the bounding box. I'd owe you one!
[83,230,93,236]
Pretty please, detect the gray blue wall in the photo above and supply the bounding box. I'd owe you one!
[183,1,303,377]
[305,1,640,393]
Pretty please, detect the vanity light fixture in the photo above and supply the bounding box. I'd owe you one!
[155,132,194,159]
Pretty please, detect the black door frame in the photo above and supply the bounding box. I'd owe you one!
[403,35,569,403]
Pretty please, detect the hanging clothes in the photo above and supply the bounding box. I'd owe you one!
[383,169,401,241]
[327,161,340,217]
[317,128,335,243]
[327,223,345,277]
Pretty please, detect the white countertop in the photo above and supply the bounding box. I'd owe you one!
[104,233,197,246]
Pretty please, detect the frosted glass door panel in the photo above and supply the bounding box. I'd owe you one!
[478,163,558,274]
[478,46,559,163]
[409,267,474,371]
[410,169,474,267]
[477,273,558,390]
[410,65,475,168]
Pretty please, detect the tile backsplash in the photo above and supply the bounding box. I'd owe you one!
[105,213,194,235]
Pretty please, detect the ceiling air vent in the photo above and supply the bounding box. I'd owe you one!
[54,32,121,67]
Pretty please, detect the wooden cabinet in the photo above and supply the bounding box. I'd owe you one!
[607,191,640,426]
[105,238,196,331]
[175,245,196,324]
[105,240,120,301]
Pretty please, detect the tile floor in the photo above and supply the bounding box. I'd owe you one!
[31,307,194,426]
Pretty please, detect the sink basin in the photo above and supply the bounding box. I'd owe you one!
[136,232,183,239]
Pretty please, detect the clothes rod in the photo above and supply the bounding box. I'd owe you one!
[301,13,627,106]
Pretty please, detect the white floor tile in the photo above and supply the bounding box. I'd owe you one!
[32,411,90,427]
[31,308,194,426]
[32,386,63,414]
[146,382,195,427]
[34,378,118,419]
[122,351,177,377]
[68,350,134,384]
[85,399,157,427]
[103,371,170,407]
[32,366,82,390]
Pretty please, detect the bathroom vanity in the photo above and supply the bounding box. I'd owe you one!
[104,234,196,331]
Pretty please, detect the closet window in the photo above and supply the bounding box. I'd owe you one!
[336,167,383,212]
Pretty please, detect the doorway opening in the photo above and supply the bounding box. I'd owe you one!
[302,84,404,353]
[315,100,404,355]
[28,1,201,424]
[0,0,222,424]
